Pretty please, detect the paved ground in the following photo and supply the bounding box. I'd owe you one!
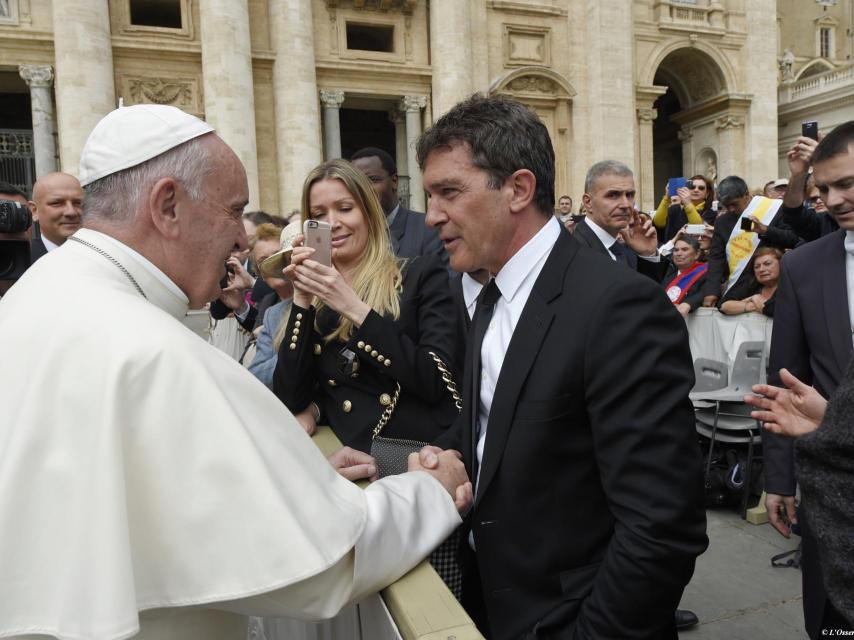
[679,506,806,639]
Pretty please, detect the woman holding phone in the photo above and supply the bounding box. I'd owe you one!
[653,174,716,242]
[272,159,460,455]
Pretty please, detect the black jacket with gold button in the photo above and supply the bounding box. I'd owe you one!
[273,254,461,453]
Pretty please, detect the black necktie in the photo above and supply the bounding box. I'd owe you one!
[610,241,629,266]
[469,279,501,477]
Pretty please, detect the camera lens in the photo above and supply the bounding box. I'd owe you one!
[0,201,32,233]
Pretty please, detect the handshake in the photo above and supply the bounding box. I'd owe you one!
[329,445,473,514]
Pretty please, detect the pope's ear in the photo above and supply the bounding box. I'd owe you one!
[148,177,181,238]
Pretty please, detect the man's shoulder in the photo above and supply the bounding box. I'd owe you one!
[783,228,845,272]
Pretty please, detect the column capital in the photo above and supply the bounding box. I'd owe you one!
[388,106,405,124]
[677,127,693,142]
[636,107,657,123]
[19,65,54,88]
[319,89,345,108]
[400,95,428,112]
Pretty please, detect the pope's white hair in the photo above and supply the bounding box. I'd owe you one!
[82,135,215,222]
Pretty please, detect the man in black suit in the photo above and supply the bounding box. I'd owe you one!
[417,94,707,639]
[351,146,448,270]
[701,175,798,307]
[763,120,854,639]
[27,172,84,264]
[572,160,666,282]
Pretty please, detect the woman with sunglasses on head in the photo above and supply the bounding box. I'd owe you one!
[272,159,460,456]
[653,174,716,243]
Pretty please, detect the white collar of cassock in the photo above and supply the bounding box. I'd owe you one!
[71,228,190,320]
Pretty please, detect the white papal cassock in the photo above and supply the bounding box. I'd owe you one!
[0,228,460,640]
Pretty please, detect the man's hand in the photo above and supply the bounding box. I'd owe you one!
[747,215,768,235]
[675,302,691,318]
[219,256,255,311]
[786,136,819,177]
[409,446,472,515]
[702,295,718,308]
[765,493,798,538]
[745,368,826,438]
[620,213,658,257]
[328,446,379,482]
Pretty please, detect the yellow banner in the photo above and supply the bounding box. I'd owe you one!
[724,196,783,293]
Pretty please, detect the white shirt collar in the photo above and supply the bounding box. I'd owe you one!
[584,217,619,250]
[386,203,401,227]
[494,216,562,304]
[40,234,60,253]
[461,272,485,320]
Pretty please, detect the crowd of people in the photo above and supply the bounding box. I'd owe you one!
[0,95,852,640]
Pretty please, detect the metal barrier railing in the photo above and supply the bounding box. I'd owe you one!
[311,426,484,640]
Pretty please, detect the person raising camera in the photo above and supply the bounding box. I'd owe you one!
[653,174,716,242]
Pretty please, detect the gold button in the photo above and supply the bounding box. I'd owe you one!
[379,393,391,406]
[384,359,392,367]
[313,343,322,355]
[364,344,372,352]
[291,336,298,343]
[327,379,337,387]
[289,343,297,350]
[292,328,300,336]
[357,341,365,349]
[342,400,352,413]
[377,355,385,363]
[370,350,378,358]
[296,313,303,320]
[294,320,301,328]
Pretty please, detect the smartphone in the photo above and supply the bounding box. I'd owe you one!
[303,219,332,267]
[802,121,819,141]
[219,261,234,289]
[667,177,687,197]
[685,224,706,235]
[740,217,754,232]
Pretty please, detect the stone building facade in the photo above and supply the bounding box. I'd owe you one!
[0,0,847,214]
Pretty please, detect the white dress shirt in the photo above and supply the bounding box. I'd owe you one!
[40,234,60,253]
[461,272,485,321]
[476,217,561,478]
[584,217,660,262]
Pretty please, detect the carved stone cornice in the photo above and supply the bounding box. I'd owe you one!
[128,77,193,106]
[715,115,744,131]
[637,107,657,123]
[18,64,53,89]
[325,0,417,13]
[319,89,346,108]
[400,95,427,112]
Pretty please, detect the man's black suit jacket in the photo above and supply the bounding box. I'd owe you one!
[389,206,449,271]
[30,236,48,265]
[764,229,853,638]
[571,218,667,281]
[703,211,799,300]
[440,230,708,639]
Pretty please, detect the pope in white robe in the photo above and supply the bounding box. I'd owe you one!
[0,105,466,640]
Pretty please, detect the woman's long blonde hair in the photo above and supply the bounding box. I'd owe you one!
[299,159,402,342]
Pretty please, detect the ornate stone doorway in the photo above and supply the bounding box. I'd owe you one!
[637,44,743,210]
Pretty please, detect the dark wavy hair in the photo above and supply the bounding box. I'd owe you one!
[416,93,555,217]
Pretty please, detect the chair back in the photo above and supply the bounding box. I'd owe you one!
[729,341,765,392]
[692,358,728,392]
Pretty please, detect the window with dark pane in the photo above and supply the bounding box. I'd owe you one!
[130,0,182,29]
[346,23,394,53]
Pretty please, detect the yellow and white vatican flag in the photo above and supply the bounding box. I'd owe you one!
[724,196,783,293]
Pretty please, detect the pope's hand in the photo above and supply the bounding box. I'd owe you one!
[328,446,379,483]
[409,446,472,515]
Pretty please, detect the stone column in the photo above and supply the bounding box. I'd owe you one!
[429,0,473,118]
[270,0,322,212]
[199,0,260,208]
[51,0,115,175]
[18,65,57,177]
[742,0,778,187]
[319,90,345,160]
[401,95,427,212]
[389,107,408,176]
[635,107,658,212]
[678,127,694,178]
[584,0,636,166]
[716,115,746,179]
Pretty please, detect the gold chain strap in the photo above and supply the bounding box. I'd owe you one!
[428,351,463,412]
[372,382,401,440]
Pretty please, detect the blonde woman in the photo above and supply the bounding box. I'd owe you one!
[273,159,460,454]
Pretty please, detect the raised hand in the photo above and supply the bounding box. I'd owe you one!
[744,368,827,438]
[620,212,658,258]
[290,258,371,327]
[786,136,819,176]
